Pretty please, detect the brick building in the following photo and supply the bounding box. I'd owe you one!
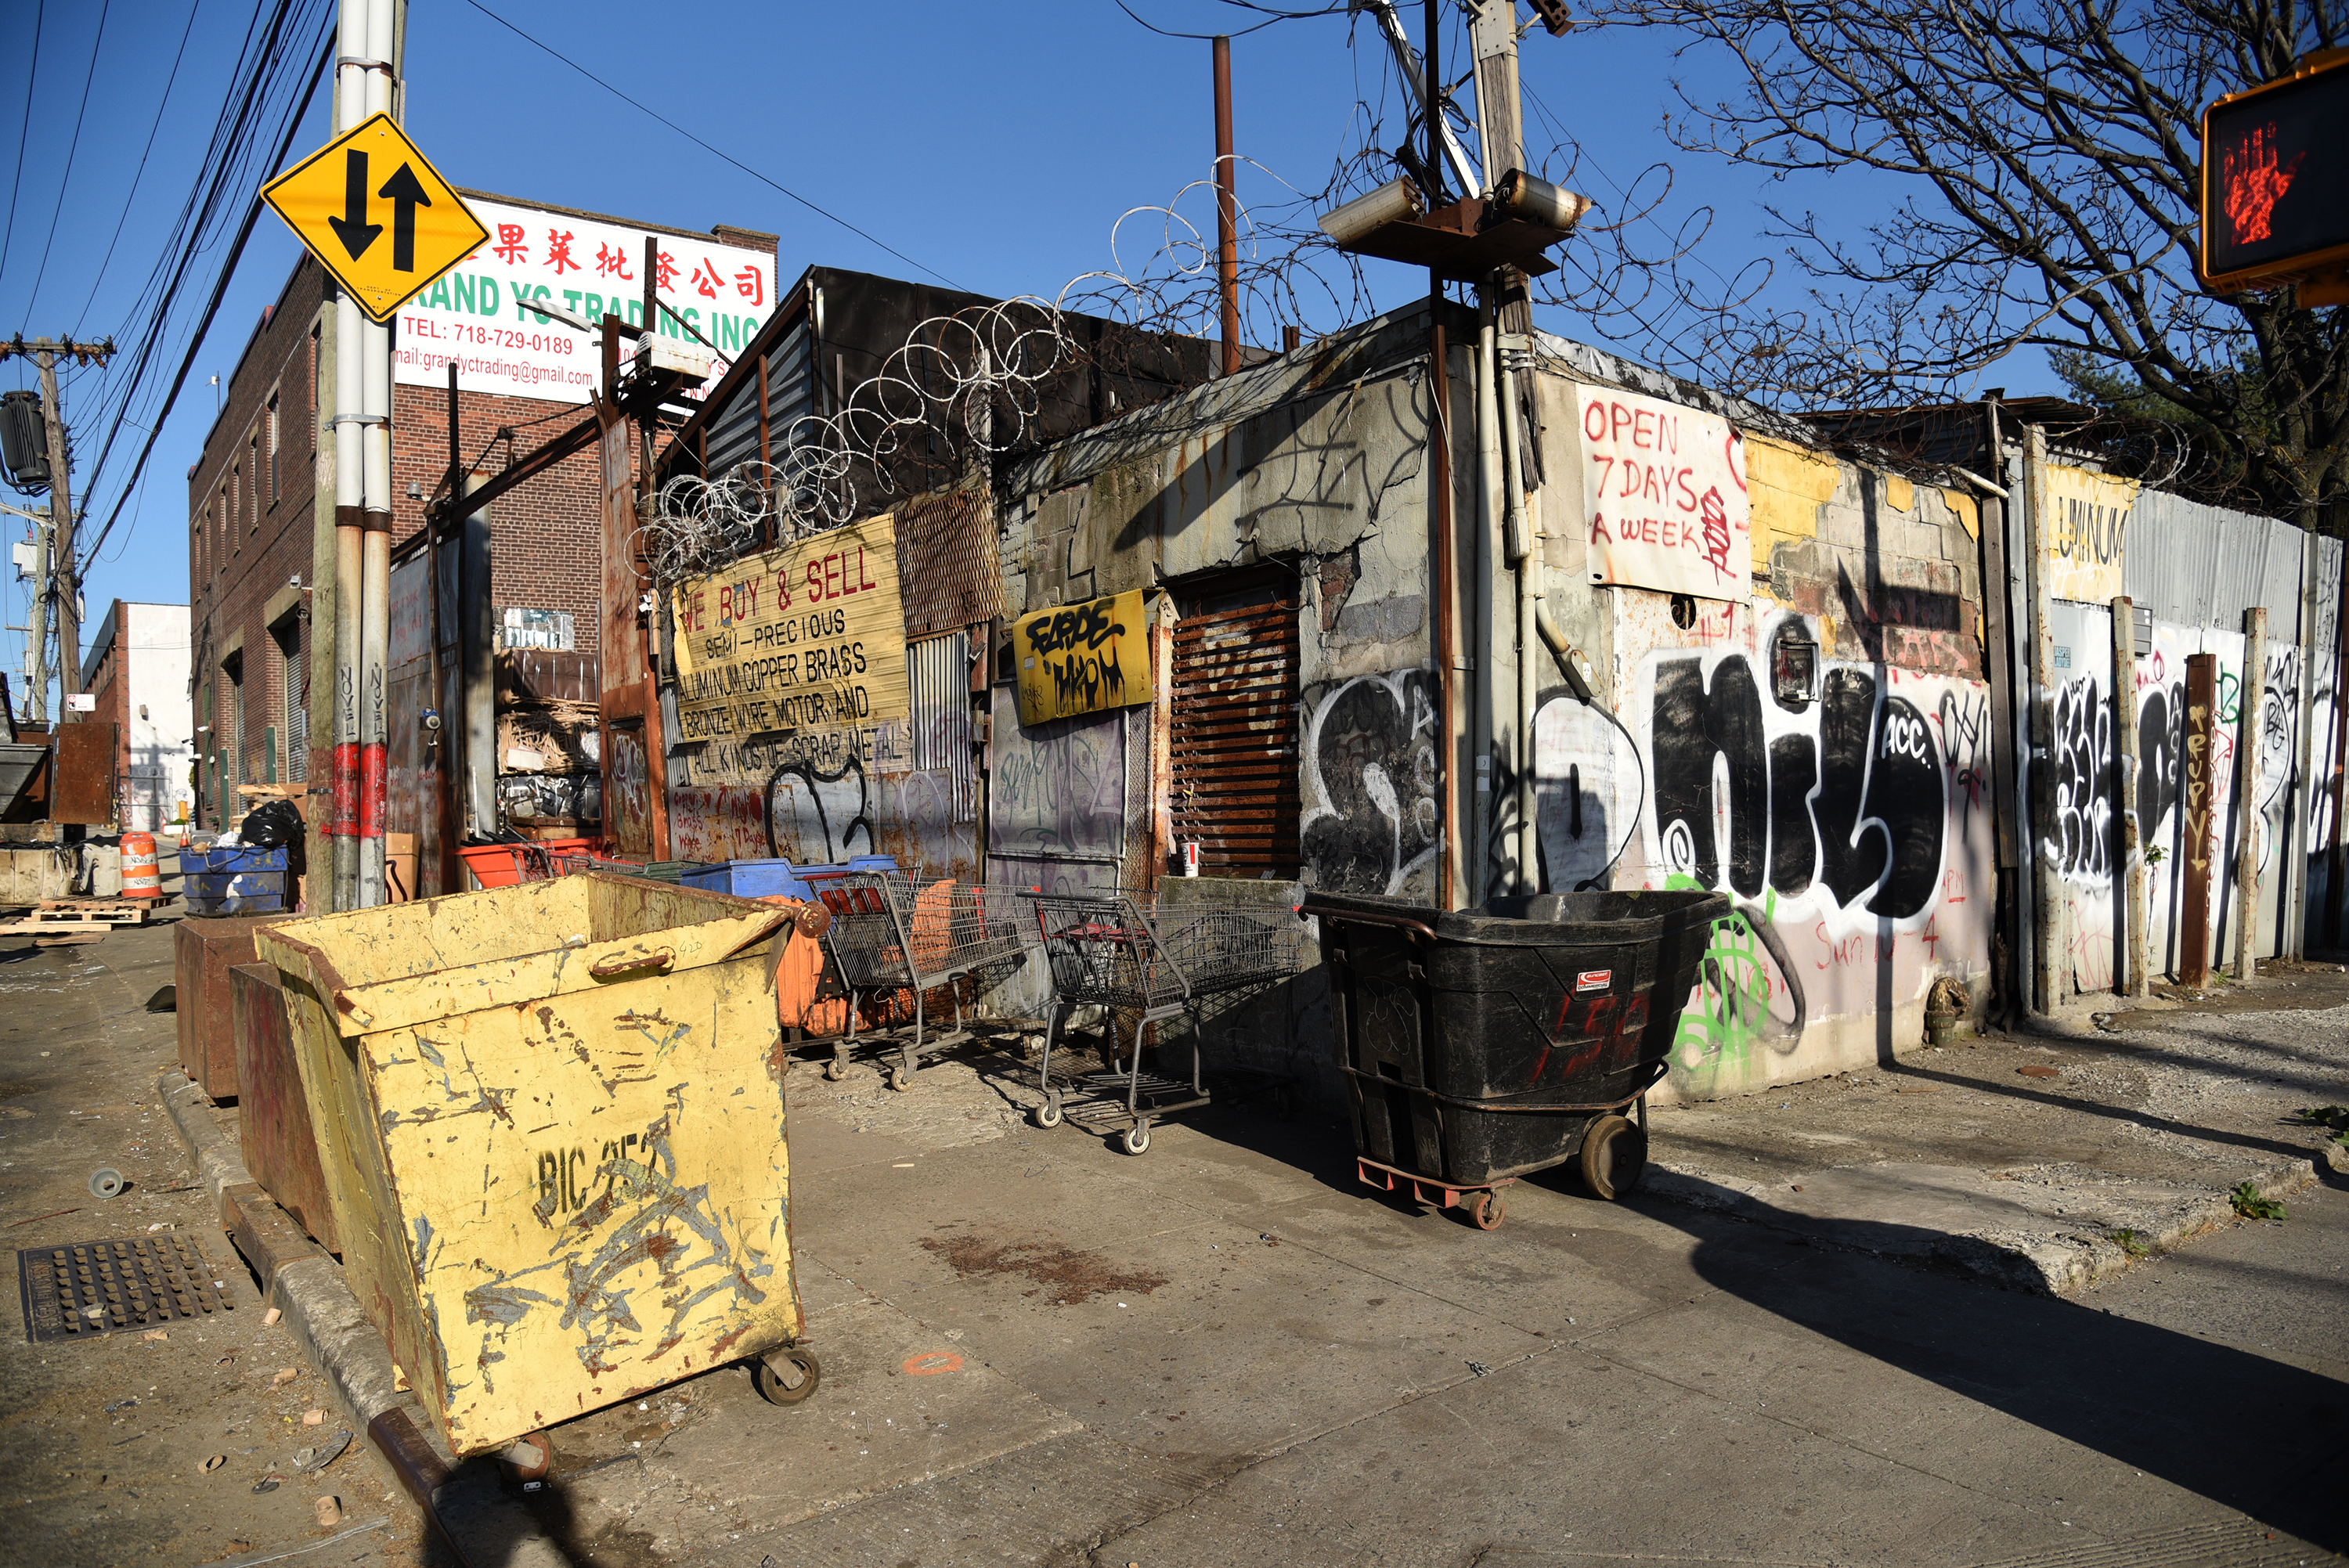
[79,600,196,832]
[186,191,776,828]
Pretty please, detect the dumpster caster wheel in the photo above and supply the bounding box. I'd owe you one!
[1469,1188,1506,1231]
[88,1168,124,1200]
[823,1056,846,1082]
[1034,1090,1063,1130]
[753,1346,822,1406]
[1120,1119,1152,1156]
[1579,1113,1647,1201]
[500,1431,553,1483]
[886,1064,911,1092]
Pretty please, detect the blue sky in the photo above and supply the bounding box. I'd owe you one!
[0,0,2003,701]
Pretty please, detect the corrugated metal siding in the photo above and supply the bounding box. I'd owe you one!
[907,631,975,824]
[2123,491,2306,633]
[894,488,1005,640]
[701,320,815,478]
[1170,600,1301,875]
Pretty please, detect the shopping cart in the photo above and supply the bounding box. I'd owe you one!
[1023,892,1307,1155]
[804,871,1039,1089]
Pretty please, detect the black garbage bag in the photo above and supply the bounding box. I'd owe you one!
[238,798,307,874]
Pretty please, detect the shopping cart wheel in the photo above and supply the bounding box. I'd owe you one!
[1034,1090,1063,1130]
[822,1054,846,1082]
[1579,1113,1647,1201]
[753,1345,823,1407]
[1120,1119,1153,1156]
[886,1064,911,1092]
[1469,1188,1506,1231]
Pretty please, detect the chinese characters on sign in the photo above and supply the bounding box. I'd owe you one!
[669,515,911,787]
[392,194,774,405]
[1012,589,1153,726]
[1575,385,1751,603]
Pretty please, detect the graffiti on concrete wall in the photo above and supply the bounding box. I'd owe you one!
[2047,672,2116,886]
[987,684,1126,890]
[1299,669,1440,897]
[1534,611,1991,1098]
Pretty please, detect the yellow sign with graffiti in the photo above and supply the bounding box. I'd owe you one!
[2038,463,2138,604]
[1012,589,1152,726]
[669,514,909,777]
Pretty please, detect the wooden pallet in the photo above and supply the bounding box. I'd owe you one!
[30,899,153,926]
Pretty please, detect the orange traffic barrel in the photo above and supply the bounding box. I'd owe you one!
[121,832,161,899]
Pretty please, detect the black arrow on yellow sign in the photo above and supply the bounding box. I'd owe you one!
[327,149,381,259]
[324,149,433,272]
[377,163,432,272]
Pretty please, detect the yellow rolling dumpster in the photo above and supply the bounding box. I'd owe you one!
[254,871,821,1460]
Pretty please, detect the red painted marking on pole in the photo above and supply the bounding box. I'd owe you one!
[359,744,388,838]
[330,744,360,836]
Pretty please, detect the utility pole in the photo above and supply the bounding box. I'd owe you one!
[1213,36,1240,378]
[0,337,115,719]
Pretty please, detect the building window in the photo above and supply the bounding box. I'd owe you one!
[267,397,280,505]
[270,613,305,783]
[222,650,245,798]
[1170,575,1301,877]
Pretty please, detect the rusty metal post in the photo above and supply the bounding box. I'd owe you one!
[2113,596,2146,996]
[1214,35,1240,378]
[2232,606,2268,977]
[428,365,455,895]
[2180,653,2218,987]
[1425,0,1466,909]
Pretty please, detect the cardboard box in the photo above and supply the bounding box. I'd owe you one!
[386,831,417,903]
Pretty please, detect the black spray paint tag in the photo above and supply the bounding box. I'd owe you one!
[1575,969,1612,993]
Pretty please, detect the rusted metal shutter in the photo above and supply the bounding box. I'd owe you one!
[1170,599,1299,875]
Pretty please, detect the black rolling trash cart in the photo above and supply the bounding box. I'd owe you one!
[1303,888,1730,1230]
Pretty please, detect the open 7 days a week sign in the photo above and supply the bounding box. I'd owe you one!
[670,515,909,779]
[1575,384,1752,603]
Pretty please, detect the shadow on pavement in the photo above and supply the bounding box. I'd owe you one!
[1629,1173,2349,1552]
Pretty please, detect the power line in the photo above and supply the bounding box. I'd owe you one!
[23,0,111,321]
[79,27,331,566]
[0,0,45,302]
[457,0,968,293]
[73,0,203,337]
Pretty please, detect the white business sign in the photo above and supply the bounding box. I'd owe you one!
[391,194,774,406]
[1574,384,1752,603]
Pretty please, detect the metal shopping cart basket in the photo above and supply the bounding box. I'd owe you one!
[804,871,1038,1089]
[1022,892,1306,1155]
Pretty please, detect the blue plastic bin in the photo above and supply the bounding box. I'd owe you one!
[684,856,900,901]
[181,844,288,876]
[186,870,287,916]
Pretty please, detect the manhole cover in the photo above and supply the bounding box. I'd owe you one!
[16,1235,236,1343]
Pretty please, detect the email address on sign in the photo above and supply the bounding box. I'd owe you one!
[394,345,596,389]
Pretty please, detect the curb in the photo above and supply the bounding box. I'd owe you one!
[1642,1155,2322,1296]
[158,1071,573,1568]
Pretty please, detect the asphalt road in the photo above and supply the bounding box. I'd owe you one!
[1,910,2341,1568]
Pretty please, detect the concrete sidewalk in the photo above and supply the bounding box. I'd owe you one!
[1641,963,2349,1296]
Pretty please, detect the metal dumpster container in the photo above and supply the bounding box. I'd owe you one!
[254,871,815,1458]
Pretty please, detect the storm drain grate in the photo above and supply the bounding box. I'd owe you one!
[16,1235,236,1343]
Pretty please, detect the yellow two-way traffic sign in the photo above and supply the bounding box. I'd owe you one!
[262,114,488,324]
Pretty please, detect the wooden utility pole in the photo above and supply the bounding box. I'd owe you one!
[2232,606,2268,978]
[0,337,115,716]
[2179,653,2218,988]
